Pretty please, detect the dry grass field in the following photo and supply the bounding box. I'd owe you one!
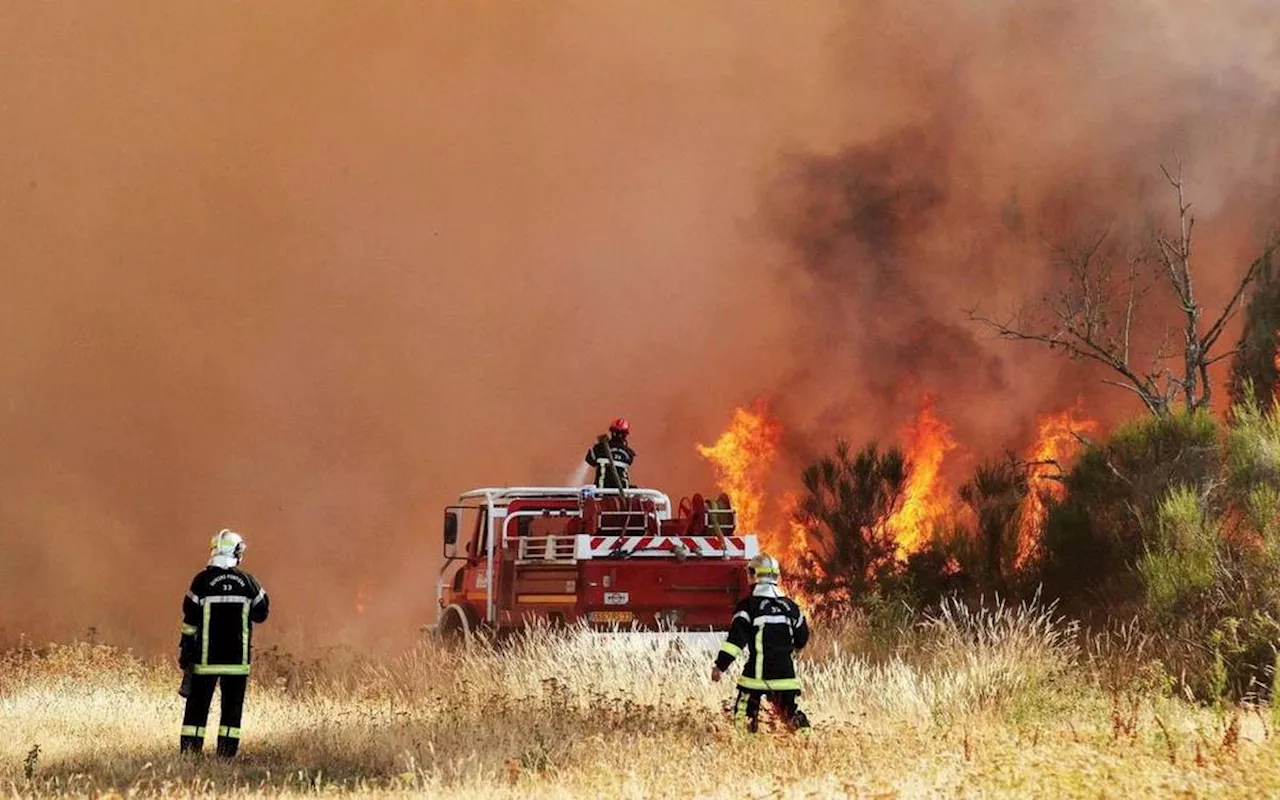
[4,601,1280,798]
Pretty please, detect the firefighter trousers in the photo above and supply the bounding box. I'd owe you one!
[180,674,248,757]
[733,689,811,733]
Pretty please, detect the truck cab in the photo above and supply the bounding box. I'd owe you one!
[434,486,758,639]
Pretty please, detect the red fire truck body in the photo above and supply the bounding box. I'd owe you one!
[434,486,759,638]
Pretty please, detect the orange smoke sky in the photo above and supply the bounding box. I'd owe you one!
[2,3,1278,650]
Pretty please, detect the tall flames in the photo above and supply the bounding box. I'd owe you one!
[697,397,1098,580]
[886,396,958,558]
[695,400,784,553]
[1017,407,1098,567]
[696,396,963,566]
[784,493,811,565]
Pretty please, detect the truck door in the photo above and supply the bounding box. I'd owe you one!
[461,508,492,604]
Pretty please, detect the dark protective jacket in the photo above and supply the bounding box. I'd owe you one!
[585,437,636,489]
[714,583,809,692]
[179,564,269,676]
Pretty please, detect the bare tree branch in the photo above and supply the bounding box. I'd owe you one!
[968,163,1265,418]
[1122,254,1141,366]
[1068,430,1097,448]
[1101,379,1161,416]
[967,306,1158,404]
[1201,247,1275,352]
[1204,349,1239,367]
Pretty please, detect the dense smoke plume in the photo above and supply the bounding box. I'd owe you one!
[762,0,1280,477]
[2,2,1278,650]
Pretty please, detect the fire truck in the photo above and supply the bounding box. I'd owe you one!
[432,485,760,640]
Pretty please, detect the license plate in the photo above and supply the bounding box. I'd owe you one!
[588,610,634,624]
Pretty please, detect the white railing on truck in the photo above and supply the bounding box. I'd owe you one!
[516,535,578,563]
[503,509,580,564]
[458,486,674,520]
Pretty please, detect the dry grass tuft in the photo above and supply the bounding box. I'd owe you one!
[4,603,1280,797]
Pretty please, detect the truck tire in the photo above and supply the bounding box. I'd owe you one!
[438,604,477,647]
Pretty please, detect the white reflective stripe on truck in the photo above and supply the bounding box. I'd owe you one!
[573,535,758,559]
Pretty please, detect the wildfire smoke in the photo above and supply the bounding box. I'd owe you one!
[4,1,1279,648]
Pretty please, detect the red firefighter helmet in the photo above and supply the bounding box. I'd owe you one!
[609,418,630,437]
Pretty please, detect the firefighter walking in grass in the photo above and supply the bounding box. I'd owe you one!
[178,529,270,757]
[711,554,811,733]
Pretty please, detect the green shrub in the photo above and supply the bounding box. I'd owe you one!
[1225,392,1280,543]
[1136,486,1218,621]
[1040,411,1222,615]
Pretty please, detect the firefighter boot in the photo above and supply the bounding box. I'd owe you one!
[179,727,205,755]
[791,709,812,735]
[216,731,240,758]
[772,692,811,734]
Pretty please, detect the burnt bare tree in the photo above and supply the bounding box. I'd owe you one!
[970,163,1275,417]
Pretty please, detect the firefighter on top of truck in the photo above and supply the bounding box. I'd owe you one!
[712,553,812,733]
[585,417,635,489]
[178,529,270,758]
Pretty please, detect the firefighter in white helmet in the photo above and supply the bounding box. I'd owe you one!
[178,529,270,758]
[711,553,811,732]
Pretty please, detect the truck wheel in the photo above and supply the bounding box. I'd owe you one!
[438,605,476,647]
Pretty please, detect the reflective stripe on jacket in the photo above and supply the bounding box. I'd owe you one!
[585,439,635,487]
[714,584,809,692]
[180,566,269,675]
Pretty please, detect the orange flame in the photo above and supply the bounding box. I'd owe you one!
[783,492,811,565]
[753,489,814,573]
[694,396,1098,600]
[696,400,783,553]
[774,489,822,609]
[1016,406,1098,567]
[887,396,958,558]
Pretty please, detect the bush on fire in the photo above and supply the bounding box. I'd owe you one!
[799,399,1280,702]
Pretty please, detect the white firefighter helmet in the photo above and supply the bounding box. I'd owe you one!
[747,553,781,585]
[210,528,246,563]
